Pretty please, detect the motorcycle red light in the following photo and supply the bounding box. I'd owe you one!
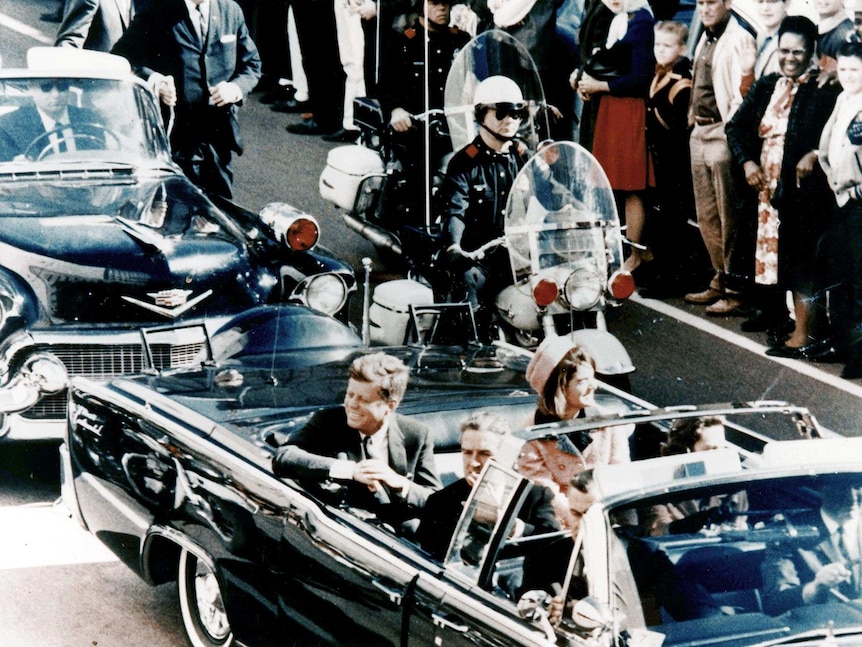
[533,279,559,307]
[609,270,635,300]
[286,218,320,251]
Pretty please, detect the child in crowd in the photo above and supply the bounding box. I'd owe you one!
[642,21,706,298]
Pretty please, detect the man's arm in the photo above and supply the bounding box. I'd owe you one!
[55,0,98,48]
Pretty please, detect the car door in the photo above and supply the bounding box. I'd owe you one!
[277,497,422,646]
[408,463,558,647]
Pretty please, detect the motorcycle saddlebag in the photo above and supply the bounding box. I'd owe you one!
[319,145,384,210]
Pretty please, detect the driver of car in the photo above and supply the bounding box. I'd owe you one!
[0,79,101,161]
[272,352,442,529]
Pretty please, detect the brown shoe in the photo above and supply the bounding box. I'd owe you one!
[684,287,722,305]
[705,297,745,316]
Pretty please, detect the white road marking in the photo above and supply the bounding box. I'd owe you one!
[0,12,54,45]
[632,293,862,400]
[0,502,117,570]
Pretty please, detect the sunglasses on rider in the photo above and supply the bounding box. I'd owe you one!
[37,80,71,93]
[488,102,529,121]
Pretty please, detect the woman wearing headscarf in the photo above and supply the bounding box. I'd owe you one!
[725,16,840,358]
[572,0,655,277]
[517,336,632,527]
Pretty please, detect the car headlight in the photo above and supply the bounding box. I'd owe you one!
[563,266,603,310]
[299,273,348,315]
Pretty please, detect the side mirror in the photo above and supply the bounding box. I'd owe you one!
[571,596,613,637]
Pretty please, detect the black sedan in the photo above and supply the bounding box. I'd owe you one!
[60,305,843,647]
[0,50,355,440]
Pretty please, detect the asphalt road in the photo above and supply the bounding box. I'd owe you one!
[0,3,861,646]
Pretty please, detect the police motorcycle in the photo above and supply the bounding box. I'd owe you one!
[341,30,634,384]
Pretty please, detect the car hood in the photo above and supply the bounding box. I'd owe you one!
[0,175,266,324]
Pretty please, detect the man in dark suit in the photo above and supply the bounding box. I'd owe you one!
[273,352,441,524]
[0,79,102,161]
[56,0,149,52]
[762,482,862,616]
[112,0,261,198]
[417,411,559,561]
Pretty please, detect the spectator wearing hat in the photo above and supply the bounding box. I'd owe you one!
[517,336,632,528]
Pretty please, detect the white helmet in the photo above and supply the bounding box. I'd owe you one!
[473,75,524,107]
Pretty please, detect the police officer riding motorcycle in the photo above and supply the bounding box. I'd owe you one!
[439,75,531,339]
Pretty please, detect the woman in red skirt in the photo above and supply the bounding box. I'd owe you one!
[573,0,655,274]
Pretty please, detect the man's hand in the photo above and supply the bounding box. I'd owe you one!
[152,74,177,107]
[389,107,413,133]
[353,459,409,492]
[209,81,242,107]
[356,0,377,19]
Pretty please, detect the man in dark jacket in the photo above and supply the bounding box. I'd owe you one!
[273,352,441,526]
[417,411,559,561]
[112,0,261,198]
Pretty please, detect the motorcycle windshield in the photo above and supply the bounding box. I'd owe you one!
[444,29,547,153]
[504,142,624,308]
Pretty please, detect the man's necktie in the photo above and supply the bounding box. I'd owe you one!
[362,434,374,460]
[196,4,208,44]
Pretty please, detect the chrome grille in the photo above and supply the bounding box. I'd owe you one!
[22,341,206,420]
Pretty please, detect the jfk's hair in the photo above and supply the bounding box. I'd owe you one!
[537,346,595,419]
[661,416,725,456]
[655,20,688,46]
[460,410,511,436]
[349,352,410,404]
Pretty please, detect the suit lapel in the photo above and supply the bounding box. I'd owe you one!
[387,416,408,476]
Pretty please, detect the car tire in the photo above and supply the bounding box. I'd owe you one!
[177,547,234,647]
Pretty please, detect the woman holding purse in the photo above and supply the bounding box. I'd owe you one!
[572,0,655,276]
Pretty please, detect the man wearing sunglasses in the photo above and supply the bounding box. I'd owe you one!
[0,79,102,161]
[438,75,531,341]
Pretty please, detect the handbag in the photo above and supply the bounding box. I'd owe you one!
[583,47,624,81]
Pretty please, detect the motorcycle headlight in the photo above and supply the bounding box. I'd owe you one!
[298,273,348,315]
[563,267,603,310]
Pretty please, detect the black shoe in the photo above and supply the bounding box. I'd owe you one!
[271,98,311,113]
[741,310,778,332]
[765,338,831,359]
[259,85,295,105]
[765,344,806,359]
[286,118,325,135]
[840,359,862,380]
[321,128,360,143]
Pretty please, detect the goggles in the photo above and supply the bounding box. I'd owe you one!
[482,102,529,121]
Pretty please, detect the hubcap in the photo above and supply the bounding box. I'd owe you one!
[193,560,230,642]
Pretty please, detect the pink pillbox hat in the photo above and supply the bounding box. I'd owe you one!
[525,335,579,394]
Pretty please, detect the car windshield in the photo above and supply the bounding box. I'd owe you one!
[608,471,862,645]
[0,75,170,165]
